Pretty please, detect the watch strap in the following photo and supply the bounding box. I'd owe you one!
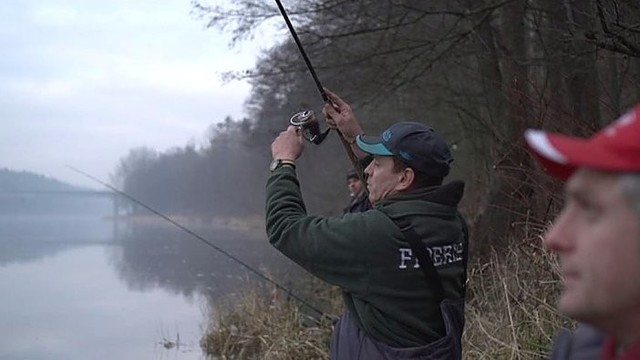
[278,160,296,169]
[271,159,296,171]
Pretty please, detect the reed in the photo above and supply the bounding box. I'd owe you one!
[201,237,574,359]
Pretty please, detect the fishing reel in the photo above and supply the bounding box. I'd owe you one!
[289,110,331,145]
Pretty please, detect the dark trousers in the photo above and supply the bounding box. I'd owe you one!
[330,299,464,360]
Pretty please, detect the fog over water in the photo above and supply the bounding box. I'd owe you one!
[0,195,301,359]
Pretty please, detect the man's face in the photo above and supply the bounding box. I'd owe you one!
[347,177,364,197]
[364,156,404,204]
[544,169,640,331]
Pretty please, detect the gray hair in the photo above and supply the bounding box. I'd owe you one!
[619,173,640,215]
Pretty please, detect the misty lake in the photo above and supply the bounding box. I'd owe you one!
[0,196,300,360]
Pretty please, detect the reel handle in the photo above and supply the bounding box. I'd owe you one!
[289,109,365,184]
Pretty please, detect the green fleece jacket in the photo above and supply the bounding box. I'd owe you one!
[265,166,468,347]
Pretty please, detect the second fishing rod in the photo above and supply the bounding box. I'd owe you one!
[67,166,330,322]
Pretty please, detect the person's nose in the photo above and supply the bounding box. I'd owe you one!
[364,163,373,179]
[543,208,575,253]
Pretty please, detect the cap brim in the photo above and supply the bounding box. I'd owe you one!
[356,134,393,155]
[524,129,589,179]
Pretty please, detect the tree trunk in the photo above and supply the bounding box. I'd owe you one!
[564,0,601,132]
[471,1,539,257]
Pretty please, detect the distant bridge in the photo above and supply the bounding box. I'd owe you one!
[0,190,126,218]
[0,190,115,196]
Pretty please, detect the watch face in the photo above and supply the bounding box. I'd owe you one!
[269,159,280,171]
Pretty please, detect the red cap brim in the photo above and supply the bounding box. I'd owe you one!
[526,106,640,179]
[525,130,586,180]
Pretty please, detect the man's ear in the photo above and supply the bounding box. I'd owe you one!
[397,167,415,191]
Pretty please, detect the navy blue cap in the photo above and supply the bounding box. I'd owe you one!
[346,169,359,181]
[356,121,453,178]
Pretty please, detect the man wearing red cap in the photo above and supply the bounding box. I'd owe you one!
[525,106,640,360]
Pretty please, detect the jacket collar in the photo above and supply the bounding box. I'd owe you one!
[379,180,465,207]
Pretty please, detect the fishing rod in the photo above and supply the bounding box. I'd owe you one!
[66,165,329,321]
[274,0,364,179]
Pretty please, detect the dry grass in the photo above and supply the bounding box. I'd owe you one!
[463,236,573,359]
[201,237,574,359]
[200,278,342,360]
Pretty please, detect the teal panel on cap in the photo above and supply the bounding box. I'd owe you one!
[356,136,393,155]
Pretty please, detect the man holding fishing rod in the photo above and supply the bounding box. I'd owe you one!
[266,88,469,359]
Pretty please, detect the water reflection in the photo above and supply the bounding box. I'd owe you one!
[0,245,205,360]
[0,208,305,360]
[0,214,112,266]
[110,221,298,301]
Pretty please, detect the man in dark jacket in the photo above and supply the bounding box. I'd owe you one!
[266,88,468,359]
[524,104,640,360]
[343,169,371,214]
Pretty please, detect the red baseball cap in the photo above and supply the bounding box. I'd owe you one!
[524,105,640,179]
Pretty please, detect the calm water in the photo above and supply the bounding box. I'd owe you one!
[0,197,296,360]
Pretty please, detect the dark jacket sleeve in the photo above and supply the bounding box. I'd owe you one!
[547,324,603,360]
[265,166,386,294]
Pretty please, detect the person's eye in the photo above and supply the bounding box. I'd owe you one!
[579,200,600,221]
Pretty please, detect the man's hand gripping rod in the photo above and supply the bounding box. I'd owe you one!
[274,0,364,178]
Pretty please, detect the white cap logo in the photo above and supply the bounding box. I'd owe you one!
[605,110,636,137]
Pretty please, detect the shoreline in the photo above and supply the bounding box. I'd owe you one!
[104,213,266,237]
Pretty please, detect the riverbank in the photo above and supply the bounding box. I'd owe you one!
[105,213,266,238]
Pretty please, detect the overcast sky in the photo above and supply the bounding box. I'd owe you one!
[0,0,278,188]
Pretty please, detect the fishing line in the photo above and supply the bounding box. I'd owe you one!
[66,165,328,320]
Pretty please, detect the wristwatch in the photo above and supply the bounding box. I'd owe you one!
[269,159,296,172]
